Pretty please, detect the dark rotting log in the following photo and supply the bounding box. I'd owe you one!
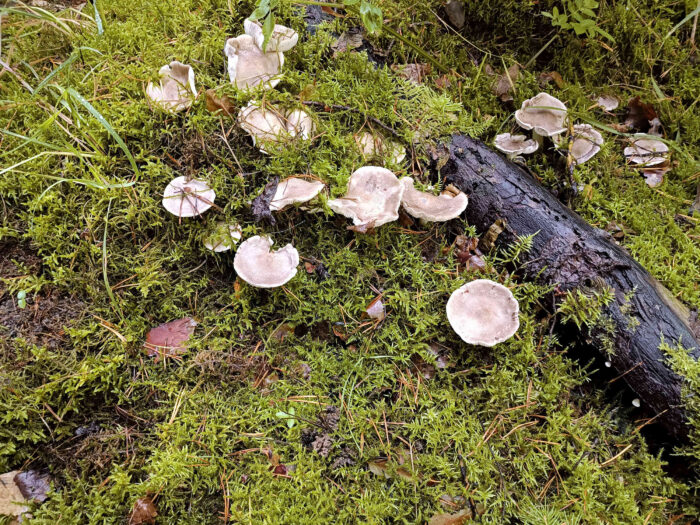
[435,134,700,440]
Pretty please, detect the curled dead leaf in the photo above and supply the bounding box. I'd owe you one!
[428,509,473,525]
[624,96,659,132]
[128,496,158,525]
[205,89,235,115]
[391,63,431,84]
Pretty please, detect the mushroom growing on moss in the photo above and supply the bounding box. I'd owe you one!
[238,102,315,153]
[514,92,567,143]
[270,177,325,211]
[328,166,404,230]
[162,176,215,218]
[285,109,316,140]
[554,124,604,165]
[243,18,299,52]
[493,133,539,158]
[224,34,283,90]
[203,222,243,252]
[624,136,669,167]
[446,279,519,347]
[233,235,299,288]
[355,131,406,164]
[400,177,468,221]
[146,61,197,112]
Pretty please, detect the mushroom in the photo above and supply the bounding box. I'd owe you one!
[224,34,283,90]
[493,133,539,158]
[514,92,567,143]
[233,235,299,288]
[400,177,468,222]
[623,136,669,166]
[285,108,316,139]
[597,94,619,111]
[355,131,406,164]
[270,177,325,211]
[146,61,197,112]
[203,222,243,252]
[238,101,288,153]
[446,279,519,347]
[328,166,404,230]
[554,124,604,165]
[162,176,215,218]
[243,18,299,52]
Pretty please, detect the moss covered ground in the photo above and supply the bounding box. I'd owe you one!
[0,0,699,523]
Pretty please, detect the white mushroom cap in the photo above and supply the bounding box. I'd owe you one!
[233,235,299,288]
[561,124,604,164]
[203,222,243,252]
[624,136,669,166]
[238,101,289,153]
[493,133,539,156]
[328,166,404,229]
[514,92,568,137]
[162,176,215,217]
[224,34,283,90]
[243,18,299,52]
[400,177,468,222]
[597,95,619,111]
[270,177,325,211]
[446,279,520,347]
[285,109,316,139]
[146,61,197,112]
[356,131,406,164]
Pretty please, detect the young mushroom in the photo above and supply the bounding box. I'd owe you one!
[554,124,604,165]
[624,136,669,167]
[146,61,197,112]
[270,177,325,211]
[514,92,567,144]
[446,279,519,347]
[224,34,283,90]
[328,166,404,230]
[243,18,299,52]
[233,235,299,288]
[162,176,215,218]
[238,103,315,153]
[493,133,539,159]
[400,177,468,222]
[203,222,243,252]
[355,131,406,164]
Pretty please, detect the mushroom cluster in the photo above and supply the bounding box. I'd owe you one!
[238,101,316,153]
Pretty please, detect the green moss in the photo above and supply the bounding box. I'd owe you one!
[0,0,699,523]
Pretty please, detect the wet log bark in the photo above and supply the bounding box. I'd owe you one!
[437,134,700,440]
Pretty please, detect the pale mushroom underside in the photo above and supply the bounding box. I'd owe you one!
[270,178,325,211]
[233,236,299,288]
[400,177,468,221]
[146,61,197,112]
[514,92,567,137]
[225,34,284,90]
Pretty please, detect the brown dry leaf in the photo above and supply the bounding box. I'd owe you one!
[204,89,235,115]
[493,64,520,102]
[368,459,414,481]
[14,471,50,503]
[538,71,565,89]
[428,509,473,525]
[128,496,158,525]
[391,63,431,84]
[304,261,316,274]
[0,471,28,520]
[251,176,279,224]
[364,295,386,321]
[144,317,197,360]
[332,29,364,56]
[624,96,659,132]
[435,74,452,90]
[271,323,295,342]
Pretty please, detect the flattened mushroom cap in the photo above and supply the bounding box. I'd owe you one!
[224,34,283,90]
[560,124,604,164]
[447,279,519,347]
[162,176,215,217]
[270,177,325,211]
[514,92,567,137]
[244,18,299,52]
[356,131,406,164]
[493,133,539,155]
[328,166,404,228]
[204,222,243,252]
[400,177,468,221]
[238,102,289,153]
[146,61,197,112]
[624,135,669,166]
[233,235,299,288]
[285,109,316,139]
[597,95,619,111]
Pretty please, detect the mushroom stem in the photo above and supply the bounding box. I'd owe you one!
[532,131,545,146]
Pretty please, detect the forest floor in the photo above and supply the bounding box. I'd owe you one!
[1,0,699,523]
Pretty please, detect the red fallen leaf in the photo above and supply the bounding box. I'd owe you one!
[428,509,473,525]
[129,496,158,525]
[144,317,197,361]
[304,261,316,273]
[624,96,658,132]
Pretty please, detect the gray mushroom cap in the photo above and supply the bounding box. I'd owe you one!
[597,95,619,111]
[400,177,468,221]
[557,124,604,164]
[514,92,567,137]
[493,133,539,156]
[162,176,215,217]
[233,235,299,288]
[270,178,325,211]
[224,34,283,90]
[146,61,197,112]
[203,222,242,252]
[328,166,404,228]
[243,18,299,52]
[446,279,520,347]
[624,136,669,166]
